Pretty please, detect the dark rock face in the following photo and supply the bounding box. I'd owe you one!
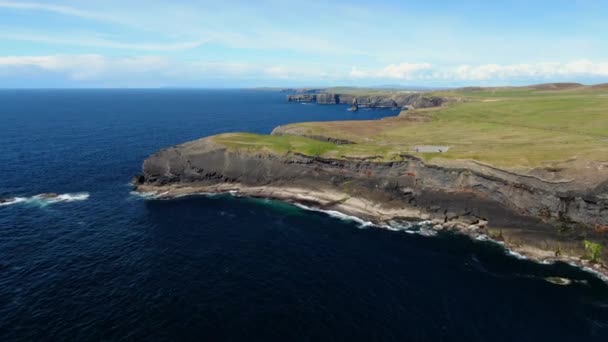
[315,93,339,104]
[140,142,608,231]
[349,98,358,111]
[287,94,316,102]
[287,92,452,109]
[138,138,608,265]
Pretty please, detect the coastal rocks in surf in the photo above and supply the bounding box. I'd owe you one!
[315,93,340,104]
[0,192,89,207]
[36,193,59,199]
[349,98,359,111]
[287,94,316,103]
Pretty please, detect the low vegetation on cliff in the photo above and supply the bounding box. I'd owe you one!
[215,84,608,171]
[139,83,608,269]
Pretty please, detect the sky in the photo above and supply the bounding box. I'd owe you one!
[0,0,607,88]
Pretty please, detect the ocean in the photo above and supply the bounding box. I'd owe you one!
[0,89,607,341]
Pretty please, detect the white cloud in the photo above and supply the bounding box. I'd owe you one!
[189,62,254,76]
[349,60,608,82]
[378,63,432,79]
[0,55,326,83]
[0,55,169,80]
[2,54,608,86]
[0,1,115,22]
[0,32,208,51]
[0,1,370,56]
[349,67,369,78]
[350,63,432,79]
[264,66,291,79]
[449,60,608,80]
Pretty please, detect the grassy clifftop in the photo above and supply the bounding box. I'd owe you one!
[211,85,608,173]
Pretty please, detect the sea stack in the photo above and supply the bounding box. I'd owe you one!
[350,98,359,111]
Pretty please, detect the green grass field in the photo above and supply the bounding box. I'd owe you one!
[211,85,608,169]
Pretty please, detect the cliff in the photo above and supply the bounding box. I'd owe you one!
[134,135,608,271]
[287,92,450,109]
[134,85,608,277]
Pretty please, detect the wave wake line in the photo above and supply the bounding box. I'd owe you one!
[0,192,89,207]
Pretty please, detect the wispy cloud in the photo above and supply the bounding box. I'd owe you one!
[350,60,608,81]
[0,55,169,80]
[449,60,608,80]
[0,55,341,83]
[350,63,432,80]
[0,32,208,51]
[0,1,115,22]
[1,54,608,87]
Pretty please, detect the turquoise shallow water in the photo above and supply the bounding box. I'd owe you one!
[0,89,607,341]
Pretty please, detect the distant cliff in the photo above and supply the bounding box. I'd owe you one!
[287,92,450,109]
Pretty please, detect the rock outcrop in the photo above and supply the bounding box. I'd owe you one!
[315,93,340,104]
[138,141,607,226]
[135,136,608,267]
[287,92,452,109]
[349,98,359,111]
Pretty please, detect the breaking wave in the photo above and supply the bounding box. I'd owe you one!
[293,203,378,228]
[0,197,27,207]
[127,191,608,283]
[0,192,89,207]
[292,202,438,236]
[129,191,168,199]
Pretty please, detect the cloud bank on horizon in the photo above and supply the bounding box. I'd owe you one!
[0,0,607,88]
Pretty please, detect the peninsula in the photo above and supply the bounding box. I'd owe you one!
[134,83,608,278]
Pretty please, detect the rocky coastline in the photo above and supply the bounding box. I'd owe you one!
[287,91,450,109]
[133,136,608,280]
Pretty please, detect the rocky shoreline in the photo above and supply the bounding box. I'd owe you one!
[134,182,608,281]
[133,134,608,280]
[287,91,451,109]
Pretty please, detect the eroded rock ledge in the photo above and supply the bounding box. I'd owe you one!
[287,92,450,109]
[134,137,608,273]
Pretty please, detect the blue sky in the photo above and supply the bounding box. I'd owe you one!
[0,0,607,87]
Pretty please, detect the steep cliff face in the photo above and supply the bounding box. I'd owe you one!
[315,93,340,104]
[287,92,451,109]
[138,139,608,227]
[135,137,608,265]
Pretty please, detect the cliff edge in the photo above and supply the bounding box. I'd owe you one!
[134,84,608,277]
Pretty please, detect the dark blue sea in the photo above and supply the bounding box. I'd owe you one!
[0,89,607,341]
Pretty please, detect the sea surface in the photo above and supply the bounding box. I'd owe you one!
[0,89,607,341]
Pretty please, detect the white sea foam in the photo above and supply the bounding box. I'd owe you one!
[292,203,440,236]
[129,191,169,199]
[385,220,437,236]
[293,203,378,229]
[569,262,608,282]
[475,234,491,242]
[126,191,608,283]
[130,191,158,199]
[474,235,608,283]
[50,193,90,202]
[506,250,528,260]
[0,197,27,207]
[1,192,89,207]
